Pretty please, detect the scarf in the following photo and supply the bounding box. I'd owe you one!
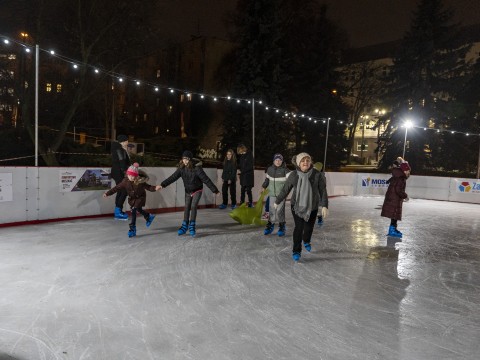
[294,169,313,221]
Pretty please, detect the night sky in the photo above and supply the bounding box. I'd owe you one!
[157,0,480,47]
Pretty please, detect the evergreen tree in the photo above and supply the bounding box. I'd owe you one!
[379,0,471,172]
[223,0,348,167]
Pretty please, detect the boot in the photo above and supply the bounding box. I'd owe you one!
[128,225,136,238]
[114,207,128,220]
[388,225,402,238]
[146,214,155,228]
[304,242,312,252]
[317,216,324,226]
[264,222,274,235]
[189,220,196,237]
[178,220,188,235]
[277,222,286,237]
[218,204,227,209]
[248,202,253,208]
[292,252,301,262]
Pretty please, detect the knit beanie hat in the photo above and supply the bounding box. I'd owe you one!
[400,162,411,172]
[182,150,193,159]
[126,162,140,177]
[117,134,128,142]
[273,153,283,162]
[295,152,311,167]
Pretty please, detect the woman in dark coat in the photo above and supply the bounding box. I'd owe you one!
[237,144,254,207]
[381,162,408,237]
[160,150,219,237]
[219,149,237,209]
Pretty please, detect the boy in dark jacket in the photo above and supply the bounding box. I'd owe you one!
[219,149,237,209]
[261,153,290,236]
[160,151,219,237]
[237,144,254,207]
[103,163,161,238]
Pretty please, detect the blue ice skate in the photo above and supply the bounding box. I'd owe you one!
[146,214,155,228]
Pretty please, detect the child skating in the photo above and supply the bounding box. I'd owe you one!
[261,153,290,237]
[159,151,219,237]
[381,158,409,237]
[103,163,161,238]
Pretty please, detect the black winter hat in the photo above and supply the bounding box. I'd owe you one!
[117,134,128,142]
[182,150,193,159]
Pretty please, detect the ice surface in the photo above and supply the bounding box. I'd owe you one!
[0,196,479,360]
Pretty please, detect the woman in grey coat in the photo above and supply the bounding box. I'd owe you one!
[274,152,328,261]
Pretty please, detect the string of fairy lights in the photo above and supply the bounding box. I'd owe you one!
[1,34,480,138]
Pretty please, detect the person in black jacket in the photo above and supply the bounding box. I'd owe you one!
[237,144,254,207]
[110,134,131,220]
[219,149,237,209]
[160,150,219,237]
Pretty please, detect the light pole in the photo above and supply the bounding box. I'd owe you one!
[323,117,330,169]
[360,115,368,164]
[402,120,413,158]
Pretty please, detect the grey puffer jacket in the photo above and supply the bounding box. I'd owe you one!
[274,167,328,210]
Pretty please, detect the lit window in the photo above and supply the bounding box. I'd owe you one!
[56,84,62,93]
[46,83,52,92]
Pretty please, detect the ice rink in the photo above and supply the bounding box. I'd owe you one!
[0,196,479,360]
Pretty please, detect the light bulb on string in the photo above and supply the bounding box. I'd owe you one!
[154,87,159,92]
[3,39,9,44]
[136,81,140,86]
[236,99,240,103]
[227,96,231,100]
[201,95,205,99]
[49,50,55,55]
[119,78,123,82]
[213,97,218,102]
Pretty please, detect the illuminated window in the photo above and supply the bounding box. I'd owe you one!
[56,84,62,93]
[46,83,52,92]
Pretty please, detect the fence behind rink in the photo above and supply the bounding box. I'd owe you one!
[0,166,478,226]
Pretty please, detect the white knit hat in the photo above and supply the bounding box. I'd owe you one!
[295,152,311,167]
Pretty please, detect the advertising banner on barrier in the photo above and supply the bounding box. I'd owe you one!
[455,179,480,195]
[59,169,112,192]
[0,172,13,202]
[360,176,390,188]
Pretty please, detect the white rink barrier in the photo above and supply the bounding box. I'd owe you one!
[0,167,478,225]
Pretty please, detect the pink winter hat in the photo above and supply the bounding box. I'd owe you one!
[126,162,140,177]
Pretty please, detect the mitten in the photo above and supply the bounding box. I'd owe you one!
[321,207,329,218]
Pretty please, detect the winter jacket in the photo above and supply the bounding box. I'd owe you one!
[275,167,328,210]
[381,167,408,220]
[110,141,130,182]
[261,163,290,197]
[105,170,156,208]
[238,150,254,187]
[222,159,237,182]
[161,160,219,194]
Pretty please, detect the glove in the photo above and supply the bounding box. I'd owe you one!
[321,207,328,218]
[404,197,409,202]
[273,203,278,210]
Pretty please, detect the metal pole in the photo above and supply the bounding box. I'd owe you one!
[402,127,408,158]
[323,118,330,169]
[35,44,39,167]
[252,98,255,159]
[360,118,365,164]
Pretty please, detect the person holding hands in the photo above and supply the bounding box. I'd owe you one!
[103,163,161,238]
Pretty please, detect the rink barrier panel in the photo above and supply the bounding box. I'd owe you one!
[0,166,478,226]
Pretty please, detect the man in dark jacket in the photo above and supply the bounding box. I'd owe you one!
[110,134,131,220]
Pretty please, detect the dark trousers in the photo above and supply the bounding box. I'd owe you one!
[113,174,127,210]
[292,208,318,254]
[222,180,237,205]
[130,207,149,227]
[184,190,203,222]
[240,185,253,204]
